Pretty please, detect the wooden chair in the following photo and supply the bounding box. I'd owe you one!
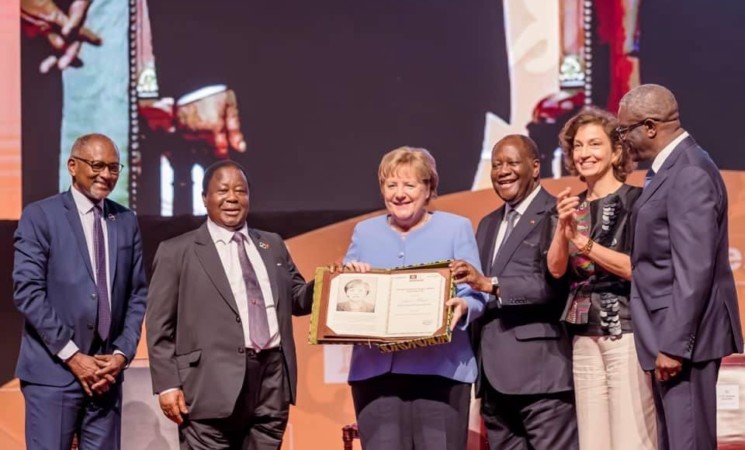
[342,423,359,450]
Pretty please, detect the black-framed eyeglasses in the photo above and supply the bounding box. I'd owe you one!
[615,117,675,138]
[71,156,124,174]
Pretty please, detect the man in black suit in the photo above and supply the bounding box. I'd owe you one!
[451,135,577,450]
[146,160,315,449]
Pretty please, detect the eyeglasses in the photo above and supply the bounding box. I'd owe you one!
[71,156,124,174]
[615,117,676,138]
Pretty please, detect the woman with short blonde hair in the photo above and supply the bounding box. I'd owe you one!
[343,146,486,450]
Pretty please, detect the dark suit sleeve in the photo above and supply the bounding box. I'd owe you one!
[495,215,566,307]
[146,241,183,393]
[281,239,314,316]
[112,214,148,361]
[13,204,74,355]
[660,166,721,358]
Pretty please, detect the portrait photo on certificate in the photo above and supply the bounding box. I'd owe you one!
[308,262,455,348]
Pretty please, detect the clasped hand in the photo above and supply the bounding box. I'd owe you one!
[66,352,126,396]
[21,0,102,73]
[140,88,247,158]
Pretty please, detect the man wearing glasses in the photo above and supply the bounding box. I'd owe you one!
[618,84,743,450]
[13,133,147,450]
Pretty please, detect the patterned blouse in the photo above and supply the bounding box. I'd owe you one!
[560,184,642,336]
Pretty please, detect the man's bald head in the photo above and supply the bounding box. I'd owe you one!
[70,133,120,159]
[619,84,680,123]
[617,84,685,162]
[493,134,540,161]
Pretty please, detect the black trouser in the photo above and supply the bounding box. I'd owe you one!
[652,358,721,450]
[351,373,471,450]
[179,348,290,450]
[481,377,578,450]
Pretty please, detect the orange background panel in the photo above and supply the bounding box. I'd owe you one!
[0,0,21,220]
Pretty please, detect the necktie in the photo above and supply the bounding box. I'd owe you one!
[494,209,519,263]
[643,168,656,188]
[232,232,271,349]
[92,205,111,341]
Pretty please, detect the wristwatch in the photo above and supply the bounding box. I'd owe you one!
[490,276,499,295]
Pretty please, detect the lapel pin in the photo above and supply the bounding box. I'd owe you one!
[529,219,535,225]
[108,213,116,222]
[259,241,270,249]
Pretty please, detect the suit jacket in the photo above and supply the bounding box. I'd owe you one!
[146,223,314,420]
[473,187,573,396]
[630,136,743,370]
[13,190,148,386]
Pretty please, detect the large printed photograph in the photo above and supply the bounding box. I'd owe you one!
[20,0,745,218]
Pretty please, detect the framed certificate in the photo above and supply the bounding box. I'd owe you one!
[308,261,455,352]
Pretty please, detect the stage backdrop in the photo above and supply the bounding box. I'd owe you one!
[1,173,745,449]
[3,0,745,448]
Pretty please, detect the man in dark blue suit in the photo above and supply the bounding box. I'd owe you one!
[13,133,148,450]
[451,135,577,450]
[618,84,743,450]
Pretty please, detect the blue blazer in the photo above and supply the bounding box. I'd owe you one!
[343,211,486,383]
[13,190,148,386]
[631,136,743,370]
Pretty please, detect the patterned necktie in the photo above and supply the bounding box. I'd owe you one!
[232,232,271,349]
[92,205,111,341]
[643,168,656,188]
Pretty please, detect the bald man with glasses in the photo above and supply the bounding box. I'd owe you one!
[13,133,147,450]
[618,84,743,450]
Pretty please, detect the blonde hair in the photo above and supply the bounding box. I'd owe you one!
[377,147,439,201]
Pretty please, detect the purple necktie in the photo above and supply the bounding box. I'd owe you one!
[232,232,271,349]
[644,168,656,188]
[93,205,111,341]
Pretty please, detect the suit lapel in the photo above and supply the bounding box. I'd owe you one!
[248,230,280,308]
[634,136,694,211]
[492,189,550,275]
[62,191,94,281]
[194,223,240,315]
[104,200,118,289]
[634,170,668,211]
[482,209,504,275]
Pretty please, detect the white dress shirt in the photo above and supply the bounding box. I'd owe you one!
[207,219,281,350]
[651,131,689,173]
[58,187,113,361]
[491,184,543,266]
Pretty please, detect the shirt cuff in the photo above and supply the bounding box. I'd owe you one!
[113,350,130,368]
[57,341,80,362]
[158,388,180,396]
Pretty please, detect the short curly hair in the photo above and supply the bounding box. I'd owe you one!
[559,107,635,182]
